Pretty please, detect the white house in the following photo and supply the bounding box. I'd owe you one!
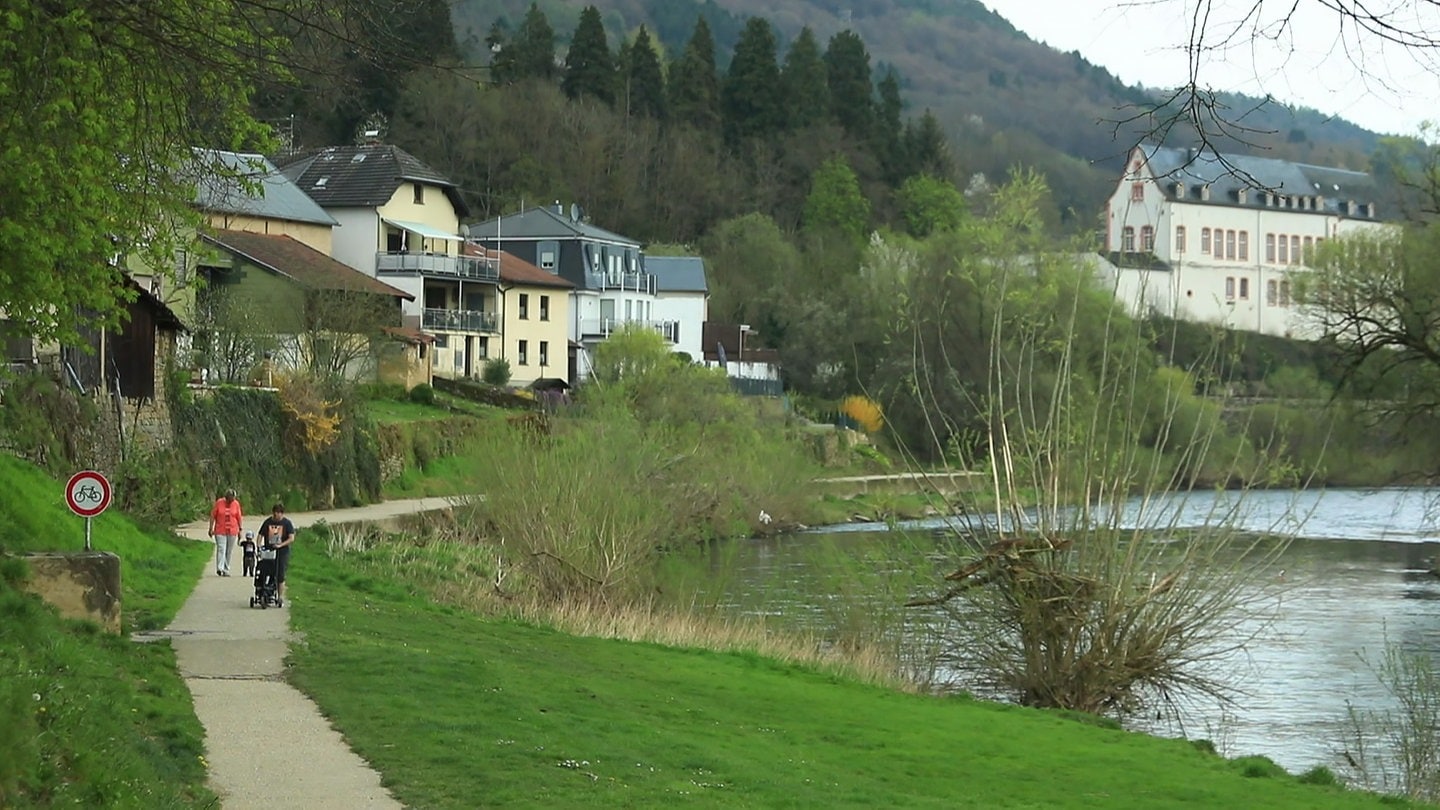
[1096,145,1388,338]
[646,256,709,362]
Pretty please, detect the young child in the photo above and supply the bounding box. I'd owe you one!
[240,531,258,578]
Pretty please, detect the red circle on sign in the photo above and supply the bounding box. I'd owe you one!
[65,470,112,518]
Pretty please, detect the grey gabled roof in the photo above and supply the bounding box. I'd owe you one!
[466,206,640,247]
[192,149,337,226]
[647,256,708,293]
[1144,145,1379,216]
[273,144,468,217]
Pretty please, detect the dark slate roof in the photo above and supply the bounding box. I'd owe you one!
[1143,145,1379,217]
[466,205,640,247]
[203,230,414,300]
[192,149,336,226]
[273,144,468,218]
[647,256,708,293]
[462,243,574,289]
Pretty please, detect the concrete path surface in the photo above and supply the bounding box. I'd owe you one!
[146,496,463,809]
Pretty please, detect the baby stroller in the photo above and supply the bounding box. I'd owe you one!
[249,543,283,608]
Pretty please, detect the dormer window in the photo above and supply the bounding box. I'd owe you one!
[1174,182,1186,198]
[1200,185,1211,201]
[1237,188,1248,204]
[413,183,424,205]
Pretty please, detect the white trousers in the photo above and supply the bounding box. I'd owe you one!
[214,534,237,574]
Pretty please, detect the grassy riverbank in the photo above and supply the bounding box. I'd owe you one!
[0,455,212,806]
[284,537,1416,809]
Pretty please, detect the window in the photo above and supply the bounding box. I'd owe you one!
[539,341,549,367]
[539,241,558,271]
[1175,226,1186,252]
[1239,278,1250,300]
[1225,230,1237,260]
[1278,235,1289,264]
[517,340,528,365]
[1201,227,1211,254]
[1290,236,1300,264]
[1267,279,1278,305]
[1140,225,1154,252]
[518,293,529,319]
[1266,234,1276,263]
[413,183,424,204]
[539,295,550,321]
[1131,182,1144,202]
[1225,277,1236,300]
[477,338,489,359]
[1238,231,1248,261]
[1280,280,1292,306]
[1122,227,1135,252]
[1302,236,1313,262]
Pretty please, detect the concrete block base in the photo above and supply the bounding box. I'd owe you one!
[20,551,122,634]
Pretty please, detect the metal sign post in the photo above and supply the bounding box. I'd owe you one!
[65,470,113,550]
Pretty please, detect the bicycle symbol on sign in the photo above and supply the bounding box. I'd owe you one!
[74,483,102,505]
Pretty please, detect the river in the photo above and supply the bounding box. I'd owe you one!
[702,488,1440,776]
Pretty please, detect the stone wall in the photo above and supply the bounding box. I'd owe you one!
[90,337,178,469]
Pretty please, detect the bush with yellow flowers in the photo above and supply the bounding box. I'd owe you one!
[840,395,884,433]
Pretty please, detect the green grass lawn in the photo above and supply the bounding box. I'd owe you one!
[288,542,1416,809]
[0,455,213,806]
[363,390,506,424]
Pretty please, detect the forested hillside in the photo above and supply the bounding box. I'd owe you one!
[449,0,1388,223]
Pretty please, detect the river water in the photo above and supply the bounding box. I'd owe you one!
[704,488,1440,775]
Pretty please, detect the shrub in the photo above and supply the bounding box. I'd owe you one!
[408,382,436,405]
[840,395,885,433]
[482,357,512,386]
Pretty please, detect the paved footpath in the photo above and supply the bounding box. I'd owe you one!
[143,497,461,809]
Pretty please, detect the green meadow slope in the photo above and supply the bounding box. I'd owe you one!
[0,455,211,806]
[286,540,1417,809]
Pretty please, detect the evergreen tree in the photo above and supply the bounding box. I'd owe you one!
[511,3,558,83]
[486,20,518,84]
[721,17,783,143]
[903,109,955,180]
[562,6,614,104]
[873,68,905,183]
[623,26,666,120]
[781,28,829,130]
[668,16,721,132]
[824,30,874,140]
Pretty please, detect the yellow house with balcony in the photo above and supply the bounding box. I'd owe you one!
[275,144,500,380]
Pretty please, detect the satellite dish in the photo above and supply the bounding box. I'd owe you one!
[459,223,471,238]
[570,203,581,222]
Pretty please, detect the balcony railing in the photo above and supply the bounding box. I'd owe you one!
[586,269,656,294]
[377,251,499,282]
[422,307,499,334]
[579,318,679,343]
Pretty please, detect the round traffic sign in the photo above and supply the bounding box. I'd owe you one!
[65,470,112,518]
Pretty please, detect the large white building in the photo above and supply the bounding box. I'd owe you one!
[1097,145,1388,338]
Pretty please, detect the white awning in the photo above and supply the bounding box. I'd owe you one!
[382,218,463,242]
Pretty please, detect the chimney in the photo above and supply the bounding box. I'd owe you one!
[553,199,563,215]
